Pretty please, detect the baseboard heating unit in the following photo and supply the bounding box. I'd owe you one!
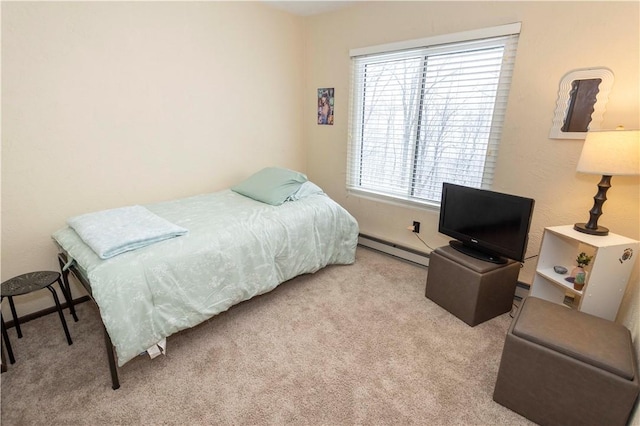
[515,281,531,300]
[358,234,430,267]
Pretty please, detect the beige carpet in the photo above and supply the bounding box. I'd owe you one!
[1,247,532,425]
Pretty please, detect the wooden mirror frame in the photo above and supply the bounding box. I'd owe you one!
[549,68,614,140]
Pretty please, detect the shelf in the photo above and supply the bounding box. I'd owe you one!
[537,267,583,296]
[531,226,639,321]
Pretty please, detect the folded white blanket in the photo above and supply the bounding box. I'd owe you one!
[67,205,188,259]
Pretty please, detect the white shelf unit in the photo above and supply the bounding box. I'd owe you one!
[530,225,639,321]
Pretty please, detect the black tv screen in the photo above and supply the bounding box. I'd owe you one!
[438,183,535,263]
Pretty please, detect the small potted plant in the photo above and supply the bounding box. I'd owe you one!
[572,252,592,291]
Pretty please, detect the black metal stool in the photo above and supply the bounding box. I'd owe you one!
[1,271,73,365]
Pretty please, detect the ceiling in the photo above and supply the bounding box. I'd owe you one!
[264,1,358,16]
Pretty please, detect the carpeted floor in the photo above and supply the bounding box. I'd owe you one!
[1,247,532,425]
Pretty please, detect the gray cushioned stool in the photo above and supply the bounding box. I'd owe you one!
[493,296,640,426]
[425,245,520,326]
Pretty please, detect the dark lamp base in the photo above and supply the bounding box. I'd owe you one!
[574,223,609,236]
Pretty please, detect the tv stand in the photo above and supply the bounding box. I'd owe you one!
[449,240,508,264]
[426,245,520,326]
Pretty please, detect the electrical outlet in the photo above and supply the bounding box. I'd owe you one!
[412,221,420,233]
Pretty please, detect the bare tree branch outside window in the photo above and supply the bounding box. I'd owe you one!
[348,34,517,206]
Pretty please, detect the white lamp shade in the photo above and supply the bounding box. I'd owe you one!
[577,129,640,176]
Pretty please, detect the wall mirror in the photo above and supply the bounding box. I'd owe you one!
[549,68,614,139]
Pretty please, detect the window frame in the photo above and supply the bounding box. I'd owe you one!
[347,23,521,209]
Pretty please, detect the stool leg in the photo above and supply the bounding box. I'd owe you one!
[47,285,72,346]
[1,343,6,372]
[7,296,22,338]
[57,271,78,322]
[1,312,16,364]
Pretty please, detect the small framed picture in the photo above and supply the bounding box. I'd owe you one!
[317,88,334,125]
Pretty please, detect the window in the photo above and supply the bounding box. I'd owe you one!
[347,24,520,206]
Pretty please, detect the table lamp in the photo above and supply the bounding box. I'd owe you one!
[574,128,640,236]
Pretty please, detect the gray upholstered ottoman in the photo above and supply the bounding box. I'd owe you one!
[425,245,520,326]
[493,296,640,426]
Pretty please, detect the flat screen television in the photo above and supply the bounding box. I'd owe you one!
[438,183,535,264]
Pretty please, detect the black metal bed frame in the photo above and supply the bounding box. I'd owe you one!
[57,252,120,390]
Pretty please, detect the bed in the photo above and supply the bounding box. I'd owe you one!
[52,168,359,389]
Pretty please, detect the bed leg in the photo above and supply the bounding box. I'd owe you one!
[56,253,119,389]
[102,324,120,390]
[57,255,79,322]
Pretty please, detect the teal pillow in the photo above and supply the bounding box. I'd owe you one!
[231,167,308,205]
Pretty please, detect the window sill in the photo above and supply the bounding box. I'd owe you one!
[346,188,440,211]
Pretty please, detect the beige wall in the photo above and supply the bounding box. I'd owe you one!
[1,2,304,314]
[304,2,640,421]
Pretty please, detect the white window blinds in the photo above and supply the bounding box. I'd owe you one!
[347,24,520,206]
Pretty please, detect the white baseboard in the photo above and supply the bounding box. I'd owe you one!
[358,234,430,267]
